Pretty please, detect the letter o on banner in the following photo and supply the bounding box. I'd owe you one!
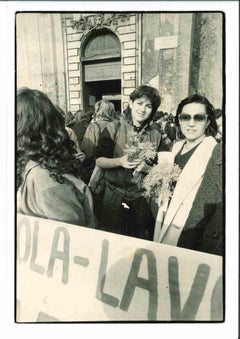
[17,217,31,263]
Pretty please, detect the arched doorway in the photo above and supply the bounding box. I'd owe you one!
[82,29,121,113]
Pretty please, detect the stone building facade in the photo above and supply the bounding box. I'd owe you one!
[17,12,223,115]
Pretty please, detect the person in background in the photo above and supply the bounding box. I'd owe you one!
[152,110,173,151]
[214,108,223,143]
[153,110,165,125]
[65,110,74,126]
[95,85,163,240]
[161,112,169,131]
[154,94,222,255]
[68,109,93,149]
[56,105,86,161]
[164,113,178,143]
[17,87,95,228]
[81,99,118,183]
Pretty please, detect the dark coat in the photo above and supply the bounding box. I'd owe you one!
[71,121,90,148]
[98,119,162,195]
[164,121,177,142]
[177,143,223,256]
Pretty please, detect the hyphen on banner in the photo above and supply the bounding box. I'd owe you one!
[16,214,223,322]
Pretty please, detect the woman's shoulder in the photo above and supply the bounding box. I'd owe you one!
[63,173,90,194]
[84,121,99,133]
[26,162,59,191]
[92,119,110,131]
[103,119,122,135]
[27,164,88,195]
[172,139,185,153]
[174,139,185,146]
[106,119,122,128]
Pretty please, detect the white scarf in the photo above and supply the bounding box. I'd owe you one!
[153,136,217,244]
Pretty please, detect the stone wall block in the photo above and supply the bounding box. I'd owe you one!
[122,80,136,88]
[68,49,78,57]
[120,33,136,43]
[69,77,79,85]
[122,64,136,73]
[117,24,136,34]
[123,72,136,80]
[68,41,81,49]
[123,87,134,96]
[68,63,79,71]
[69,84,81,91]
[70,97,81,105]
[68,56,80,64]
[123,56,135,65]
[123,41,136,50]
[69,70,80,78]
[70,91,80,98]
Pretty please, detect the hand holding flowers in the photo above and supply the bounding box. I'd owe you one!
[124,129,158,175]
[118,154,142,170]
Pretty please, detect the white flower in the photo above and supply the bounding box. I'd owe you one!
[142,160,181,201]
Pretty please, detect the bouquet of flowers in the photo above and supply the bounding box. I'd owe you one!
[124,129,157,164]
[142,159,181,202]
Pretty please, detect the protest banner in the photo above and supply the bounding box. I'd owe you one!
[16,214,223,322]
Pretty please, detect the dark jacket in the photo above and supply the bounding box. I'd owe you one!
[81,119,111,159]
[177,143,223,255]
[81,119,113,183]
[96,120,162,200]
[164,121,177,142]
[96,120,161,206]
[71,121,90,149]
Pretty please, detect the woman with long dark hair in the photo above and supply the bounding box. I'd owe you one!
[17,87,95,228]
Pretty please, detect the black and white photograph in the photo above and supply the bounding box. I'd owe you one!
[0,1,239,338]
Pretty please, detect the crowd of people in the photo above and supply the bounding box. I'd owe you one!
[17,85,223,256]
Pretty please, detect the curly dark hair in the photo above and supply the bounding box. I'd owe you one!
[17,88,84,189]
[175,94,218,139]
[130,85,161,114]
[124,85,161,125]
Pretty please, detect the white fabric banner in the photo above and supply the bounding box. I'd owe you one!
[16,214,223,322]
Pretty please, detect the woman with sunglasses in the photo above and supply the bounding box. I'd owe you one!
[154,94,223,255]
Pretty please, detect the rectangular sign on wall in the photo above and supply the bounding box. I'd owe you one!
[84,61,121,82]
[16,214,223,322]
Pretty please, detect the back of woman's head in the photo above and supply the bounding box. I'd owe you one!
[95,99,116,121]
[74,109,93,123]
[17,88,82,186]
[17,87,66,149]
[175,93,218,137]
[65,111,74,125]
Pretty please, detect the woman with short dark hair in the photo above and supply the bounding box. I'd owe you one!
[95,85,163,239]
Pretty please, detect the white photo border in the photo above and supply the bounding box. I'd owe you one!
[0,1,239,338]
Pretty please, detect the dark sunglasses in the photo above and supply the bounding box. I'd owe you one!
[179,113,207,123]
